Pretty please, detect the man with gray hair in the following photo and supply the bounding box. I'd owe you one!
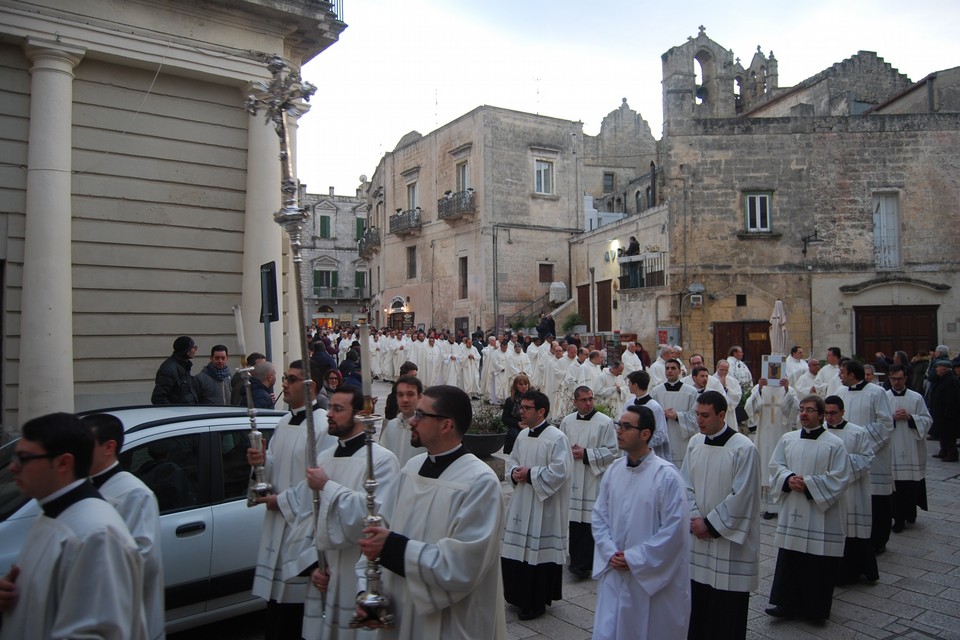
[621,342,643,375]
[239,360,277,409]
[647,345,672,388]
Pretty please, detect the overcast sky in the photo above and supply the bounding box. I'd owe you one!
[296,0,959,195]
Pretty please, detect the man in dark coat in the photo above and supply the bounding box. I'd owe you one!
[151,336,198,404]
[929,359,960,462]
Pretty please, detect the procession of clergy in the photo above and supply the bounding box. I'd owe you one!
[240,326,932,640]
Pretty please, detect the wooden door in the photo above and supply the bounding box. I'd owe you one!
[713,321,770,382]
[577,284,591,330]
[855,306,937,359]
[596,279,612,332]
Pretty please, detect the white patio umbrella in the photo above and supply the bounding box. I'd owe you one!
[769,299,788,355]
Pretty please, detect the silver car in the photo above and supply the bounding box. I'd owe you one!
[0,406,286,633]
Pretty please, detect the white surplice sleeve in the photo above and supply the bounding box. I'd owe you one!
[530,432,573,502]
[318,450,400,549]
[803,440,851,512]
[625,467,689,595]
[586,420,619,476]
[705,445,760,545]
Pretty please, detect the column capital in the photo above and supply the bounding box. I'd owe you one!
[24,36,85,72]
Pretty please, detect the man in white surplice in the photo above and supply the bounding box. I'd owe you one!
[0,413,147,640]
[418,337,442,387]
[558,386,618,580]
[766,395,850,622]
[713,360,743,432]
[591,404,690,640]
[886,364,932,532]
[459,337,482,397]
[621,342,644,375]
[575,350,604,393]
[814,347,842,398]
[502,390,572,621]
[85,413,165,640]
[438,335,462,386]
[823,396,878,585]
[650,358,699,466]
[596,360,631,418]
[357,385,506,640]
[681,391,760,640]
[300,386,400,640]
[379,375,426,468]
[784,346,809,384]
[247,360,337,639]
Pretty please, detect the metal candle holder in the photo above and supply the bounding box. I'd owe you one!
[350,412,394,629]
[240,366,274,507]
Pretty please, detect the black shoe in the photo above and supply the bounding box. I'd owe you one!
[874,543,887,555]
[518,609,544,621]
[906,516,916,524]
[933,450,944,458]
[892,521,905,533]
[762,511,778,520]
[765,606,794,619]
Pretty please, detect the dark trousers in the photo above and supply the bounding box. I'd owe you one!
[264,600,304,640]
[568,521,595,575]
[769,548,839,621]
[501,558,563,615]
[892,479,927,525]
[688,581,749,640]
[838,537,879,584]
[871,494,892,549]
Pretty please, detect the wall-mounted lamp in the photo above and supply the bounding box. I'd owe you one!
[801,230,825,257]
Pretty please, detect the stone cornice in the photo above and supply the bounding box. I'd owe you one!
[838,275,952,294]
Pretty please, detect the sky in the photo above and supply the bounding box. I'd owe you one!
[297,0,959,195]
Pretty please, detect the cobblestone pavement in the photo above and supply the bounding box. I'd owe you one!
[175,382,960,639]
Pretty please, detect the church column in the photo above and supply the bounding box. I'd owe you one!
[18,38,85,425]
[241,89,284,366]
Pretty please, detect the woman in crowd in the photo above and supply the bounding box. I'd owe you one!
[501,374,532,455]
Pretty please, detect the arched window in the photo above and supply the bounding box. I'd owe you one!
[635,191,642,212]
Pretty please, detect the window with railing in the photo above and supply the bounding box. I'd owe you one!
[618,253,667,290]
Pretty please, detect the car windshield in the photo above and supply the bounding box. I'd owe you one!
[0,441,29,523]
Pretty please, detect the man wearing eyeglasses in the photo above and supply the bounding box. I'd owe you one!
[885,364,932,533]
[591,405,690,640]
[247,360,337,640]
[356,385,506,639]
[0,413,147,640]
[501,390,572,621]
[649,358,699,466]
[681,391,760,640]
[766,395,850,622]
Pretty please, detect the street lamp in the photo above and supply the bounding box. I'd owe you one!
[801,231,825,257]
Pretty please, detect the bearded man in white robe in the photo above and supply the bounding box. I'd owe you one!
[247,360,337,639]
[823,396,878,585]
[766,395,850,622]
[459,337,481,397]
[592,404,690,640]
[502,390,572,621]
[886,364,932,532]
[85,414,165,640]
[746,377,797,518]
[357,385,506,640]
[681,391,760,640]
[650,359,699,466]
[558,386,618,580]
[0,413,147,640]
[301,386,400,640]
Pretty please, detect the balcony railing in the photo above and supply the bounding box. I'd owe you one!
[618,252,667,290]
[389,208,422,235]
[311,286,368,300]
[358,227,381,259]
[438,189,477,221]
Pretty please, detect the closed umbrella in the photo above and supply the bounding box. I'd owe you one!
[769,299,788,355]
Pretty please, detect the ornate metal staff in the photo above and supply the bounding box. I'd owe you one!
[240,366,274,506]
[245,53,328,591]
[350,412,394,629]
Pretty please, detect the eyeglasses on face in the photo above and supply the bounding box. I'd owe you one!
[518,404,536,412]
[282,375,303,384]
[613,421,644,432]
[412,409,450,422]
[11,451,58,466]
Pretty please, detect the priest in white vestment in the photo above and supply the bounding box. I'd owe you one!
[502,390,573,621]
[369,332,384,380]
[836,359,894,554]
[392,332,411,377]
[558,387,618,579]
[540,343,565,406]
[621,342,643,375]
[301,386,401,640]
[713,360,743,431]
[596,361,631,418]
[507,343,532,389]
[627,370,671,462]
[793,357,821,397]
[526,338,544,388]
[418,337,442,387]
[438,336,462,386]
[550,346,578,417]
[379,375,426,468]
[247,361,337,637]
[766,395,850,622]
[479,337,498,402]
[886,365,932,532]
[823,396,878,585]
[681,391,760,640]
[381,332,397,382]
[408,333,426,367]
[459,337,482,397]
[814,347,842,397]
[490,342,512,405]
[647,345,672,389]
[650,359,699,466]
[784,346,809,384]
[85,414,165,640]
[746,378,797,518]
[592,404,690,640]
[575,351,603,393]
[0,413,147,640]
[356,385,506,640]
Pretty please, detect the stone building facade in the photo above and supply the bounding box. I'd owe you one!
[301,187,369,327]
[362,103,656,333]
[584,29,959,379]
[0,0,345,429]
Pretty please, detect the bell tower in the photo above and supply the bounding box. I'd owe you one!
[662,26,736,134]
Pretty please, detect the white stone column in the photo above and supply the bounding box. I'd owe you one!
[241,97,285,368]
[18,38,85,425]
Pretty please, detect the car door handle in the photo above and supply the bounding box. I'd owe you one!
[175,522,206,537]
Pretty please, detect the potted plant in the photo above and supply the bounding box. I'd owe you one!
[463,404,507,459]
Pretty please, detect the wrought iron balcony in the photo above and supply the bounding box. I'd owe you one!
[618,252,667,290]
[437,189,477,221]
[358,227,381,259]
[311,286,368,300]
[389,208,422,235]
